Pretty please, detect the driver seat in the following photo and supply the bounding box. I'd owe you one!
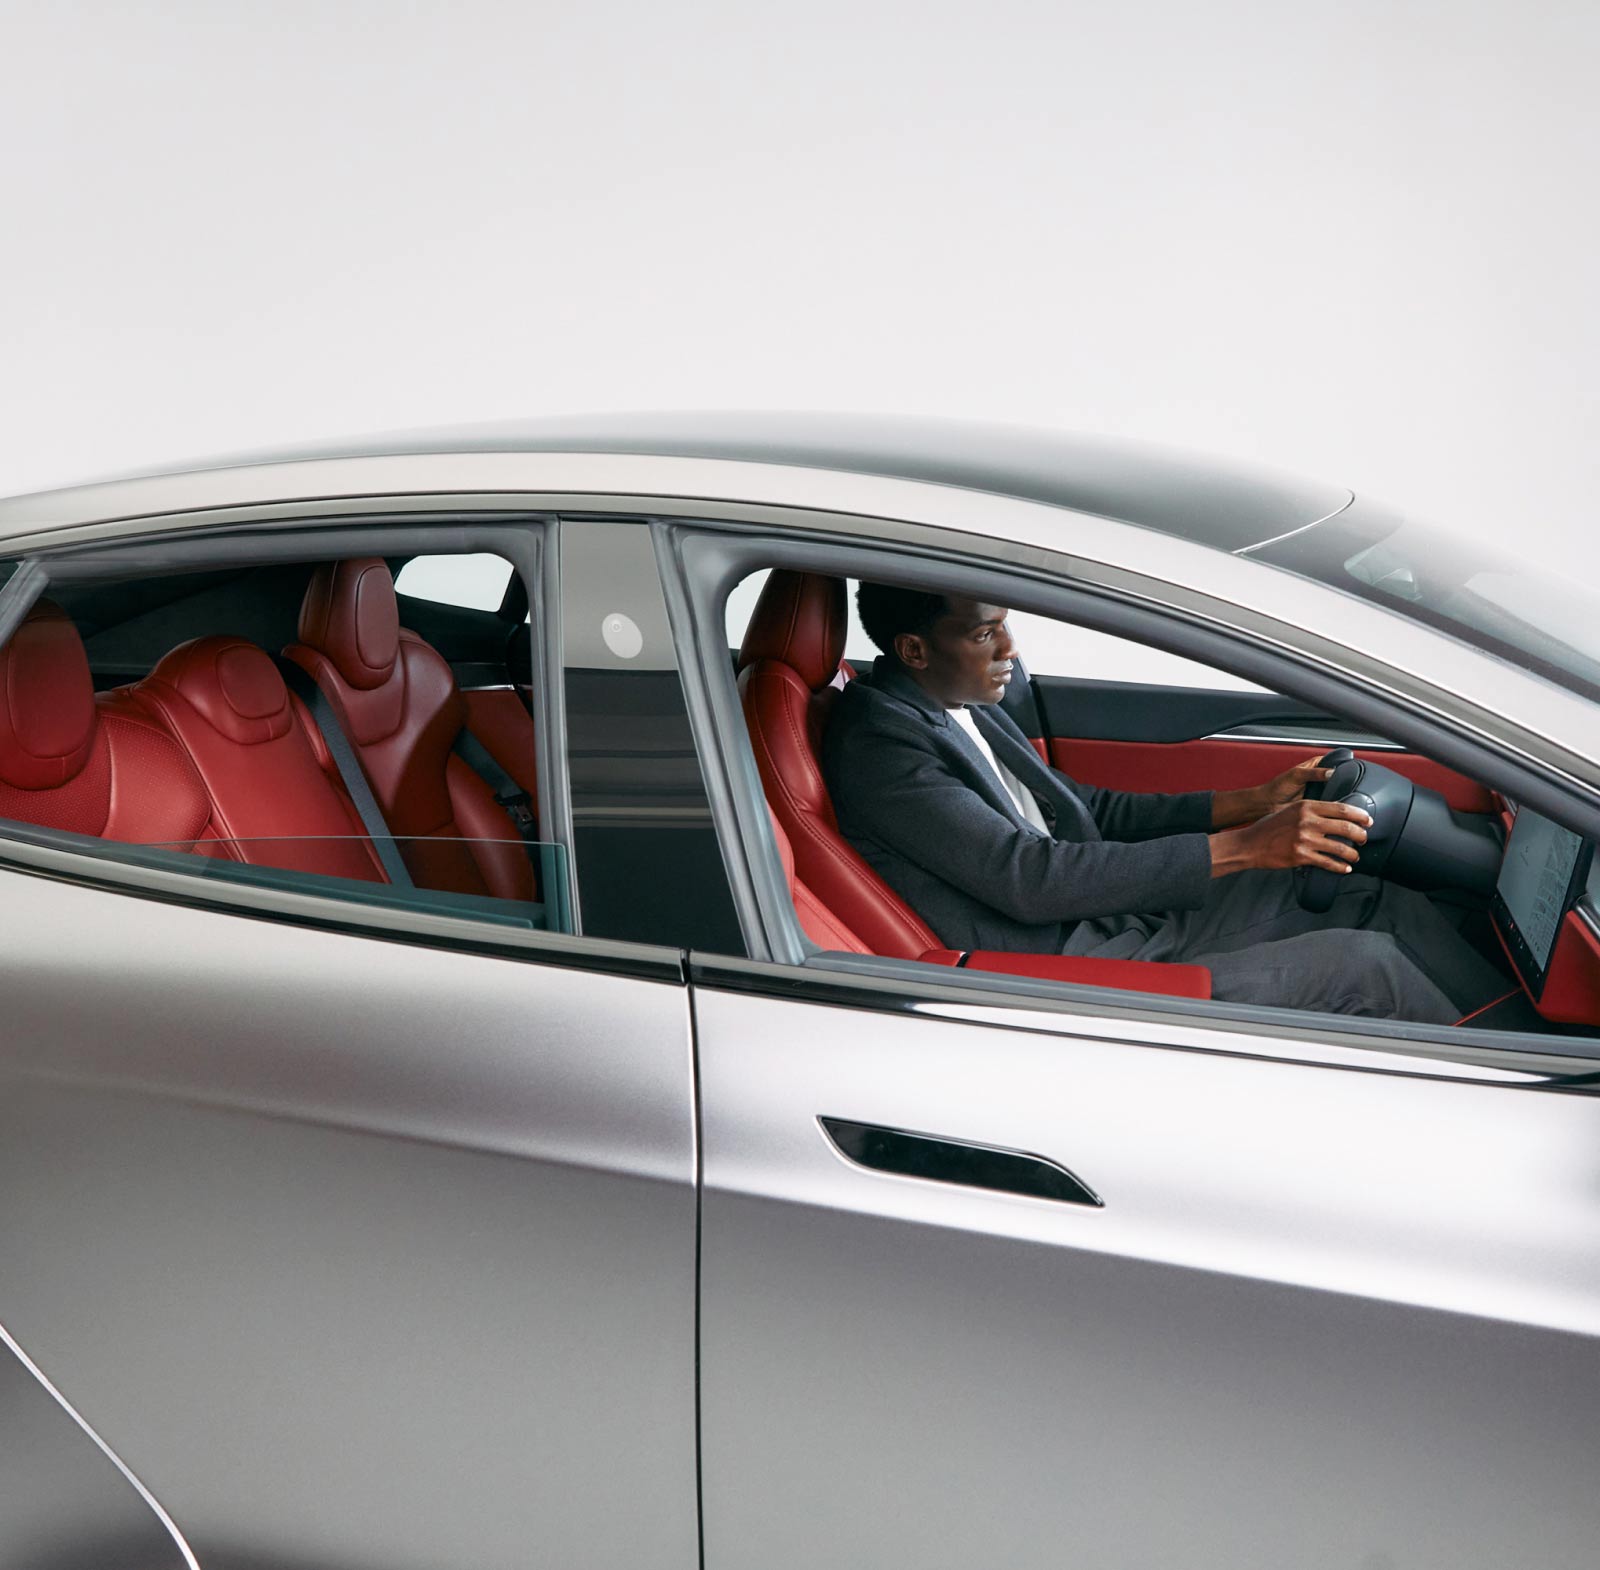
[736,570,940,958]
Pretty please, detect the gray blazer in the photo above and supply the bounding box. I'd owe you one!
[821,657,1215,953]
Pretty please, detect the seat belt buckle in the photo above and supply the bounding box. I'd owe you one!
[500,795,536,834]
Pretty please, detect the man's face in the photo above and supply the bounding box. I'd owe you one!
[895,597,1017,707]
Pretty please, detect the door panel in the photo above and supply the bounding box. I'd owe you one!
[1033,675,1495,812]
[0,868,699,1570]
[1052,736,1495,813]
[695,978,1600,1570]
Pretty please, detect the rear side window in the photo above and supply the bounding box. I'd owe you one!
[395,553,516,612]
[0,542,571,944]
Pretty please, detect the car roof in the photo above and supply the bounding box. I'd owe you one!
[9,412,1352,554]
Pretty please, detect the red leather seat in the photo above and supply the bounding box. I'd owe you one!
[767,808,1211,999]
[737,570,940,959]
[284,559,534,901]
[0,601,211,847]
[739,577,1212,1000]
[125,636,391,883]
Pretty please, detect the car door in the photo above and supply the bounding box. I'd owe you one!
[0,518,701,1570]
[670,528,1600,1570]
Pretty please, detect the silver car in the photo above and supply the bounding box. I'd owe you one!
[0,414,1596,1570]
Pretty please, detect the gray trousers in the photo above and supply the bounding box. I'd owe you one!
[1064,870,1508,1024]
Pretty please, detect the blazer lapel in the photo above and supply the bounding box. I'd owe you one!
[971,705,1101,843]
[867,659,1027,826]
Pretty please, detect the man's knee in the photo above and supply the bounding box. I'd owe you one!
[1320,929,1454,1021]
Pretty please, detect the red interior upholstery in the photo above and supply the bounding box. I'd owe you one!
[125,636,389,883]
[0,602,211,845]
[286,559,534,901]
[766,808,1213,997]
[1052,737,1496,815]
[1538,913,1600,1025]
[737,570,940,959]
[768,799,875,952]
[462,687,538,804]
[918,948,1213,999]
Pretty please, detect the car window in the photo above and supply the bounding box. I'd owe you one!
[395,552,516,612]
[1002,611,1267,692]
[706,550,1600,1047]
[0,543,572,944]
[727,568,1263,691]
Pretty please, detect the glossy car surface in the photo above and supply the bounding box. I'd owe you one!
[0,414,1597,1570]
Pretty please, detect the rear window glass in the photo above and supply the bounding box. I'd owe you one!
[396,553,516,612]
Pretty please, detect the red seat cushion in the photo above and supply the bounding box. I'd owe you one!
[286,559,534,902]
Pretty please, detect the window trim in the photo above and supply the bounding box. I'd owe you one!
[0,512,682,984]
[656,516,1600,1071]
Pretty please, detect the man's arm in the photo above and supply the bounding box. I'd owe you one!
[838,724,1213,925]
[1210,755,1334,827]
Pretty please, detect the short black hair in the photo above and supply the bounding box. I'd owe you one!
[856,581,951,658]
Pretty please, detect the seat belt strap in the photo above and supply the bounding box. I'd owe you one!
[271,655,414,888]
[452,726,538,842]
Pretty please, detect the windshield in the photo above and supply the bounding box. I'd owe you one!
[1251,499,1600,704]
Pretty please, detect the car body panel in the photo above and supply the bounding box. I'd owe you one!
[0,865,700,1570]
[694,981,1600,1570]
[0,1324,196,1570]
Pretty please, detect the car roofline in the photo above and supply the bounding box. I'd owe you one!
[0,411,1351,556]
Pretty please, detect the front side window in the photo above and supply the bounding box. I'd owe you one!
[713,552,1600,1044]
[725,567,1263,691]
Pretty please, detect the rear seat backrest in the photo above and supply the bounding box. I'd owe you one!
[285,558,533,901]
[126,635,388,883]
[0,601,211,845]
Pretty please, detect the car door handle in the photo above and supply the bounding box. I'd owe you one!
[820,1117,1103,1208]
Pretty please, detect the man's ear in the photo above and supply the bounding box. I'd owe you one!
[892,631,928,669]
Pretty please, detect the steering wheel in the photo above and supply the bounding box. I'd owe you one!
[1294,749,1406,912]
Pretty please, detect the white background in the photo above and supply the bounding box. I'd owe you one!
[3,1,1595,579]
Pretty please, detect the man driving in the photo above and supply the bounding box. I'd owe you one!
[822,583,1507,1022]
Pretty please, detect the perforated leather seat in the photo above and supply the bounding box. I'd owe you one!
[125,635,390,883]
[0,601,212,847]
[284,558,534,901]
[736,570,939,959]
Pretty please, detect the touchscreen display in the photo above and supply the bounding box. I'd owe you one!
[1496,809,1586,974]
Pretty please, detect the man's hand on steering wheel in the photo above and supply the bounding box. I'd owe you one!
[1207,797,1372,879]
[1211,755,1334,828]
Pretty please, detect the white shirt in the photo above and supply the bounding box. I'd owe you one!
[950,707,1049,834]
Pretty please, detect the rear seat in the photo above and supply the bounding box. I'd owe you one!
[284,558,535,901]
[0,601,212,847]
[122,635,389,884]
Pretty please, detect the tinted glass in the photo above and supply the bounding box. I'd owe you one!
[1257,500,1600,703]
[561,519,745,954]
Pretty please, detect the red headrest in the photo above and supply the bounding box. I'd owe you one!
[737,571,846,692]
[298,559,401,691]
[0,600,97,789]
[145,637,295,746]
